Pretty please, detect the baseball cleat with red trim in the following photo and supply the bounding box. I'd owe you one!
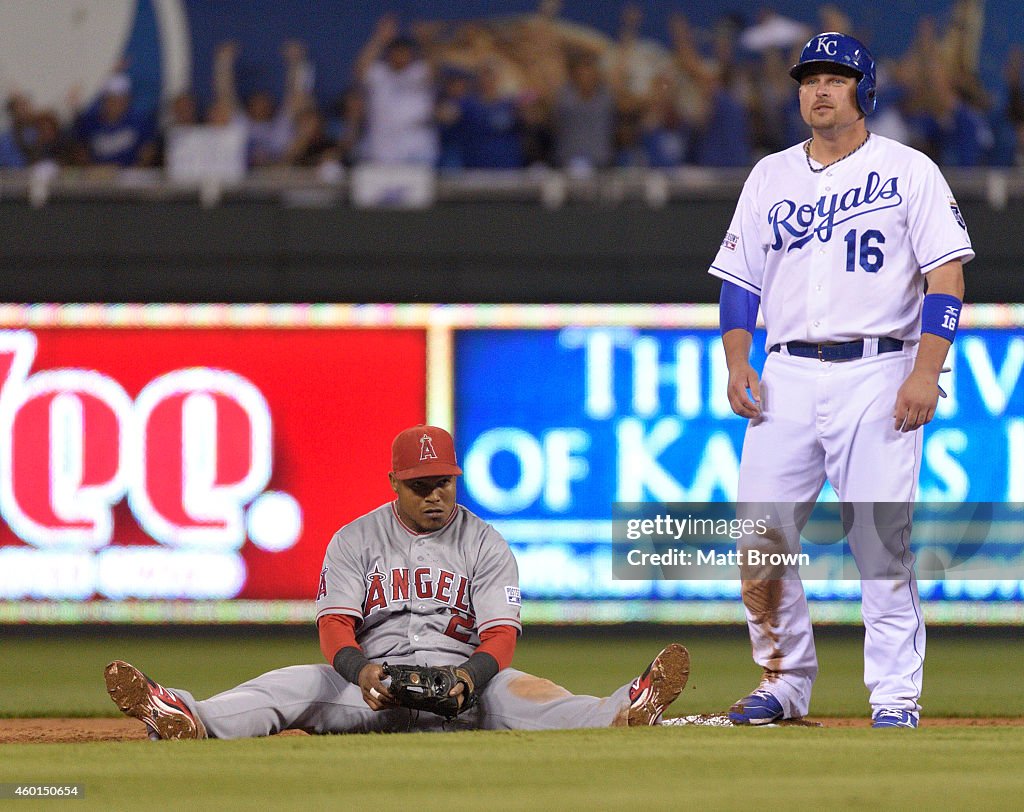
[104,660,207,740]
[627,643,690,726]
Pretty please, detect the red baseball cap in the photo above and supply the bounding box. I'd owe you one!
[391,425,463,480]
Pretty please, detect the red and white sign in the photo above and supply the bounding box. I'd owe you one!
[0,327,426,601]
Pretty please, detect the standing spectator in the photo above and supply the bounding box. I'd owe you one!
[74,74,157,167]
[638,77,686,168]
[605,4,670,117]
[943,0,986,93]
[327,86,367,167]
[161,89,248,183]
[0,93,35,168]
[663,13,712,150]
[284,106,338,169]
[750,49,798,156]
[462,61,526,169]
[691,76,752,167]
[205,96,238,127]
[166,91,201,128]
[1003,45,1024,165]
[212,40,313,167]
[519,92,555,167]
[617,73,686,168]
[435,65,474,168]
[152,90,201,167]
[25,110,76,167]
[865,63,912,147]
[553,51,615,171]
[614,111,646,167]
[690,15,752,167]
[938,87,994,167]
[356,15,439,165]
[894,17,948,159]
[891,11,991,166]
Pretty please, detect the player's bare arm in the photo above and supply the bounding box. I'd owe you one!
[893,260,966,432]
[722,328,761,418]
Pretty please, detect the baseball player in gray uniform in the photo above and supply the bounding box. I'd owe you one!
[105,425,690,739]
[710,33,971,729]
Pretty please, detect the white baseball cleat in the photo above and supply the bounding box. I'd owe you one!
[104,660,207,740]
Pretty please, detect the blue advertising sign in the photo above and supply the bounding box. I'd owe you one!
[454,327,1024,603]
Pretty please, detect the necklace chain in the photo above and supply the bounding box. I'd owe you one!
[804,132,870,173]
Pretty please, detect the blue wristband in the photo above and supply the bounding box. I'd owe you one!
[921,293,962,343]
[719,281,760,335]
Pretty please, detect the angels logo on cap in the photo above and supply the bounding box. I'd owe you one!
[391,425,463,480]
[419,433,438,461]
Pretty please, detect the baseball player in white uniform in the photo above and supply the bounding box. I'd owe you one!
[710,33,971,728]
[104,425,690,738]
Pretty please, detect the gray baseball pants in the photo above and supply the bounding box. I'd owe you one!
[171,653,634,738]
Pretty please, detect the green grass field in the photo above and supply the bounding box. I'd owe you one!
[1,627,1022,810]
[2,626,1021,718]
[3,728,1024,810]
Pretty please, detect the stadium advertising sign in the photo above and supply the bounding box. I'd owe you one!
[454,325,1024,605]
[0,321,426,604]
[0,304,1020,623]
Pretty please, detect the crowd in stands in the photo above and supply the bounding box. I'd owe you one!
[2,0,1023,175]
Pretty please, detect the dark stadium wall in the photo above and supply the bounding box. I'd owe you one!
[0,196,1016,304]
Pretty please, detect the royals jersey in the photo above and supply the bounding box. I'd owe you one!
[709,133,974,350]
[314,503,522,661]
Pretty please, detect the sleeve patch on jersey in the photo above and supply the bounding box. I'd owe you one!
[721,231,739,251]
[316,567,328,601]
[948,196,967,230]
[505,586,522,606]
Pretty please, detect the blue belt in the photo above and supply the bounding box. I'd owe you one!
[769,337,904,362]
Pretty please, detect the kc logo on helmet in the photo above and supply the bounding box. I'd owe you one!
[815,36,838,56]
[0,330,301,552]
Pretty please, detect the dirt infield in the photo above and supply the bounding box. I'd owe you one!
[1,717,1022,743]
[0,719,312,743]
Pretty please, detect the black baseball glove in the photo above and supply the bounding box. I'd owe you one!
[382,663,476,720]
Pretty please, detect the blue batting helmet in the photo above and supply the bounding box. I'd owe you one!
[790,32,877,116]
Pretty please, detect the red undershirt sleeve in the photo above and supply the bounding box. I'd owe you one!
[475,624,517,671]
[318,613,360,664]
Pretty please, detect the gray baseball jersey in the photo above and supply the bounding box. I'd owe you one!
[314,503,523,658]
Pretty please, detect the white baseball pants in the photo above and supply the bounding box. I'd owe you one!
[737,346,926,717]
